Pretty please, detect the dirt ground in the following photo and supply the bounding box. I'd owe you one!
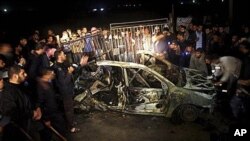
[70,111,212,141]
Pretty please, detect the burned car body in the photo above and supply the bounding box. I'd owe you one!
[74,58,216,122]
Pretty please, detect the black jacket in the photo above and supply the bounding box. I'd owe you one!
[27,52,43,80]
[53,62,74,97]
[0,82,33,129]
[37,79,60,121]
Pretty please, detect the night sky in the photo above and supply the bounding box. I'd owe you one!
[0,0,249,41]
[0,0,167,34]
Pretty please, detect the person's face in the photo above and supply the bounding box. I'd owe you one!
[20,39,27,46]
[102,30,108,36]
[198,26,203,31]
[169,43,177,50]
[82,28,87,33]
[193,25,197,31]
[186,46,192,52]
[232,35,238,43]
[38,48,45,55]
[213,27,218,32]
[205,28,210,34]
[219,27,224,33]
[144,28,149,34]
[0,59,6,69]
[77,29,82,35]
[59,51,66,61]
[33,34,39,41]
[195,52,201,58]
[189,23,193,29]
[177,34,184,41]
[16,45,22,51]
[205,58,211,64]
[18,69,27,83]
[62,31,69,37]
[180,27,185,32]
[213,35,219,42]
[47,36,53,43]
[136,30,140,36]
[48,30,53,35]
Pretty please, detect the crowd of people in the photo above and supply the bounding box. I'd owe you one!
[0,21,249,141]
[153,23,250,120]
[0,27,94,141]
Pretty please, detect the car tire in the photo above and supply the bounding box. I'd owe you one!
[171,104,199,123]
[179,104,199,122]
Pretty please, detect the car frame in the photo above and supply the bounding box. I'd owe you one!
[74,58,216,122]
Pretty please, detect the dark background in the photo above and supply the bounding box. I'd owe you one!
[0,0,249,43]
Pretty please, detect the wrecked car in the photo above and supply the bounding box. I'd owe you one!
[74,57,216,122]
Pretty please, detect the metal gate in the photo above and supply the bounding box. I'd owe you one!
[58,31,112,64]
[57,18,170,64]
[109,18,169,63]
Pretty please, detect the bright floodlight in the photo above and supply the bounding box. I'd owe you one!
[92,8,97,12]
[180,2,184,4]
[3,8,7,12]
[100,8,104,11]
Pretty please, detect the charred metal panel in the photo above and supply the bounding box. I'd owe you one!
[74,60,216,120]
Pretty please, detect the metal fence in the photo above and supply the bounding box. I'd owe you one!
[57,18,169,64]
[109,18,169,63]
[58,32,112,64]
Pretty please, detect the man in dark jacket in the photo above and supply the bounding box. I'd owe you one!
[0,65,41,141]
[37,67,67,140]
[27,42,46,81]
[53,50,80,133]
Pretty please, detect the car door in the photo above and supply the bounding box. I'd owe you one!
[124,67,169,115]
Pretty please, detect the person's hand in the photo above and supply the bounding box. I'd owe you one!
[238,80,250,86]
[33,107,42,120]
[68,66,74,74]
[80,55,89,66]
[18,57,26,66]
[206,75,213,80]
[44,121,51,128]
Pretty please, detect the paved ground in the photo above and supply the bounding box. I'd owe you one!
[69,111,212,141]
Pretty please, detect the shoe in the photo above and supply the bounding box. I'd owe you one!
[70,127,80,133]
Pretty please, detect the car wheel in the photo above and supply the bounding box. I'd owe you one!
[179,104,199,122]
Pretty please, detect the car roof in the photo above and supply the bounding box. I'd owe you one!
[96,60,175,87]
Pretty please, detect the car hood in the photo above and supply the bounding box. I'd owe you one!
[182,68,215,92]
